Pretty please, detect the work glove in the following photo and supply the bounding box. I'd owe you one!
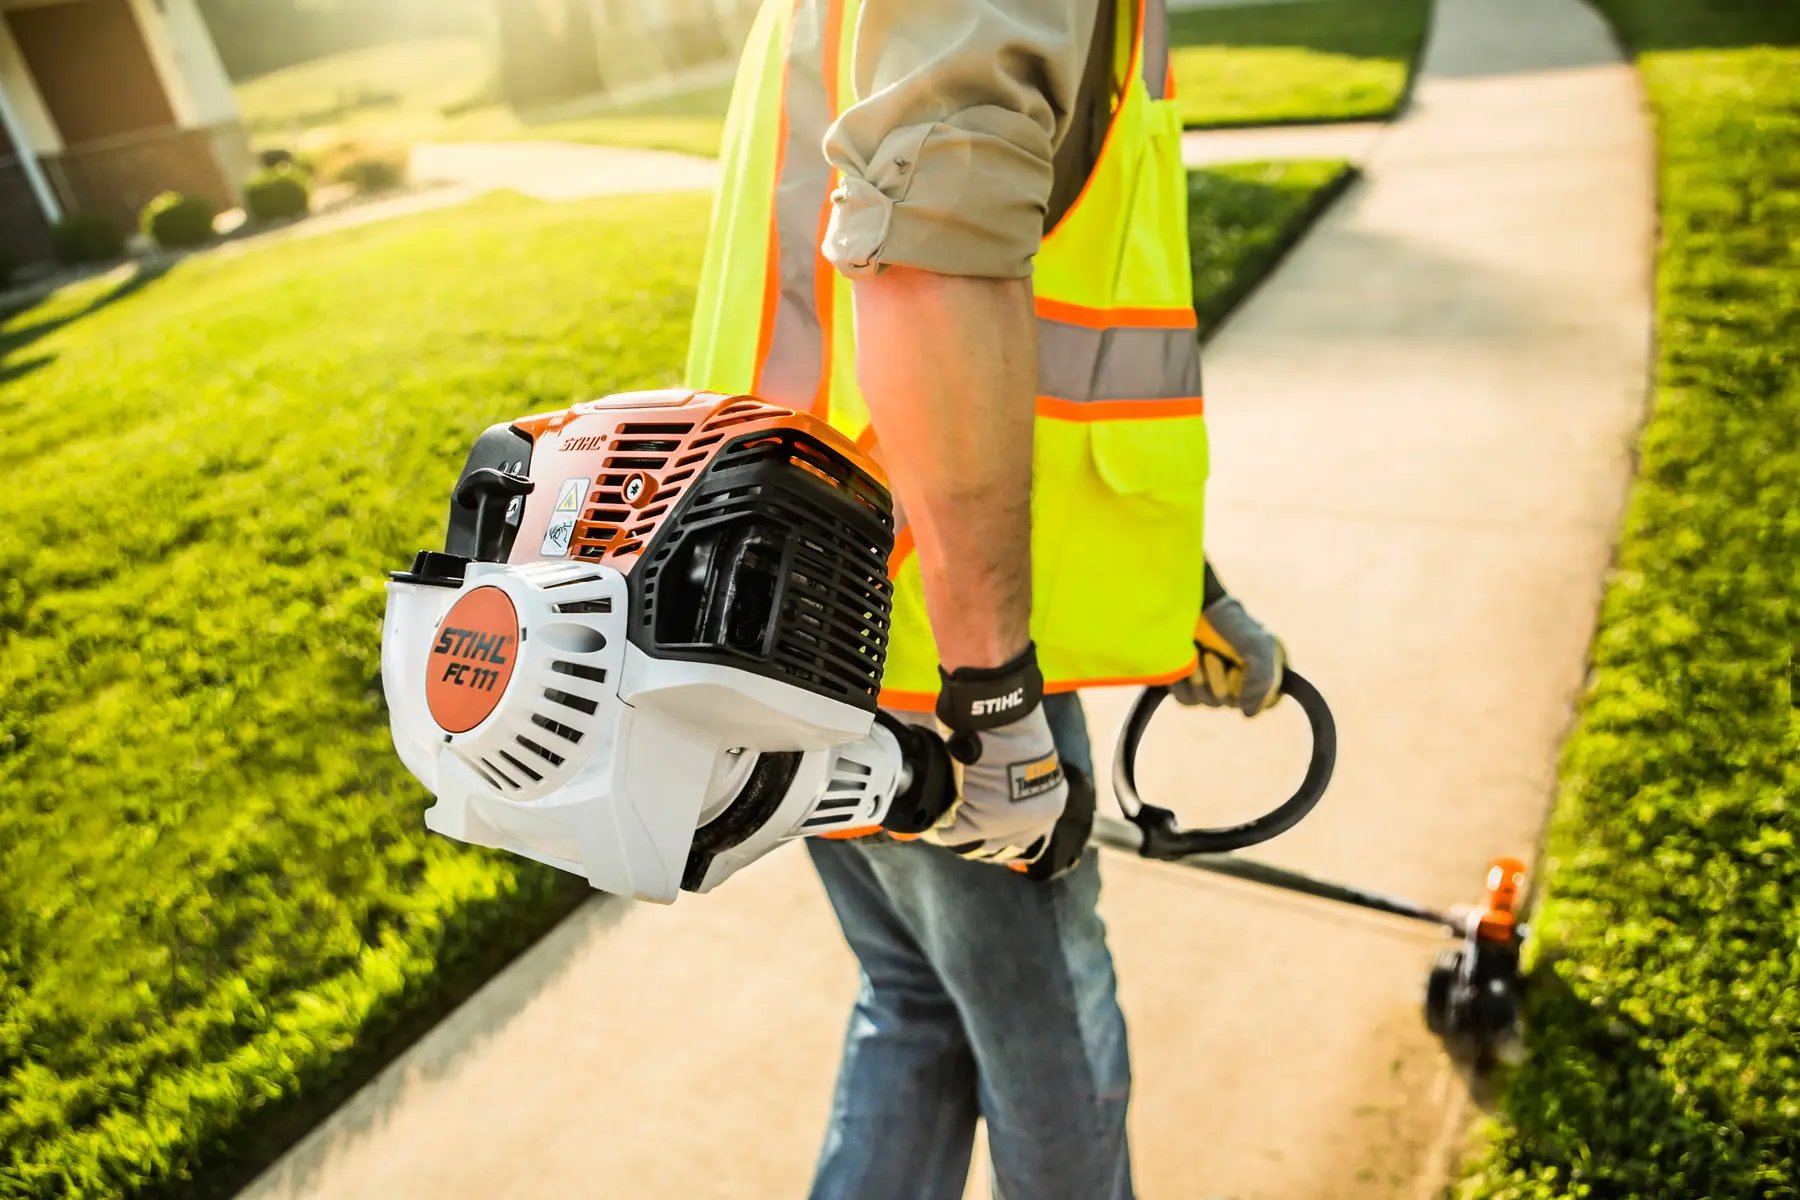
[921,643,1073,875]
[1172,573,1286,717]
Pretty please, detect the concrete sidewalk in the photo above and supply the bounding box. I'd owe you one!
[239,0,1652,1196]
[409,140,719,202]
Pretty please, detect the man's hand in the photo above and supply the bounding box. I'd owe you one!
[1172,595,1287,717]
[925,705,1068,864]
[916,643,1068,868]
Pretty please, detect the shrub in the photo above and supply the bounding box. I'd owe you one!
[244,165,312,223]
[0,246,12,288]
[48,213,126,265]
[334,146,409,194]
[140,192,217,250]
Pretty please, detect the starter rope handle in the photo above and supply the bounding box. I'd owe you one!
[1112,669,1337,858]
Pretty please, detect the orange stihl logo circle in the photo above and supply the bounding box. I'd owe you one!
[426,587,520,734]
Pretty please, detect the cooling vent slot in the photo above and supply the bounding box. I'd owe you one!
[541,570,605,589]
[497,749,543,783]
[515,735,566,768]
[544,687,599,716]
[530,712,585,744]
[701,399,787,434]
[550,660,608,684]
[801,758,879,829]
[478,758,520,790]
[554,599,612,614]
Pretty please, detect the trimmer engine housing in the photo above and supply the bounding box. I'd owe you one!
[381,390,908,902]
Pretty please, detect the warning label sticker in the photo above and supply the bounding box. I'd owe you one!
[539,477,589,557]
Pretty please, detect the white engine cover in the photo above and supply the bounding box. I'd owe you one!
[382,559,903,903]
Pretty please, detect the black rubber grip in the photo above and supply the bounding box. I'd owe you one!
[1111,669,1336,857]
[875,712,956,835]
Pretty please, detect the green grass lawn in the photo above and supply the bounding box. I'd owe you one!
[1454,3,1800,1198]
[1170,0,1431,128]
[442,83,735,159]
[235,37,494,143]
[0,192,706,1198]
[0,161,1346,1197]
[233,35,728,160]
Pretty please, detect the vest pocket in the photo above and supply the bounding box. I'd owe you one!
[1033,413,1208,685]
[1090,411,1208,497]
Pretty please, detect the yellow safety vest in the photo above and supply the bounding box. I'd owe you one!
[687,0,1205,710]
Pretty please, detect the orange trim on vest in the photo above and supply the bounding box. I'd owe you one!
[1045,655,1199,693]
[817,824,882,840]
[876,687,936,712]
[877,656,1197,712]
[809,0,846,419]
[879,508,1199,710]
[1041,0,1148,244]
[750,0,806,394]
[887,524,916,575]
[1036,395,1205,421]
[1035,295,1198,330]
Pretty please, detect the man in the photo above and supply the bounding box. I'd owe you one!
[687,1,1285,1194]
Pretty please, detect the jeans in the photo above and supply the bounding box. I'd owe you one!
[806,696,1133,1200]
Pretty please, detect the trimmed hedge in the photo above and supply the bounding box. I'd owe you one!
[243,167,311,223]
[48,215,125,266]
[140,192,217,250]
[1454,3,1800,1198]
[334,147,408,195]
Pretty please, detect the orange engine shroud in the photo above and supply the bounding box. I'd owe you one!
[435,388,896,712]
[507,390,889,575]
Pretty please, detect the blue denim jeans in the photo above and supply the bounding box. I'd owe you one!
[805,696,1133,1200]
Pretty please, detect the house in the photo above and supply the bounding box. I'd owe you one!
[0,0,249,267]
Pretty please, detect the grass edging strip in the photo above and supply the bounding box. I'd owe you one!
[1452,3,1800,1196]
[1189,160,1358,341]
[1171,0,1431,130]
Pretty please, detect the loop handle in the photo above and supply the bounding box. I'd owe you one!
[1112,669,1336,858]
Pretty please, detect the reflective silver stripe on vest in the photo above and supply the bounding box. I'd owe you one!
[756,0,834,409]
[1037,318,1202,403]
[1142,0,1170,100]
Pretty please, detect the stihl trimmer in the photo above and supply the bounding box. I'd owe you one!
[1093,678,1528,1062]
[380,389,1526,1059]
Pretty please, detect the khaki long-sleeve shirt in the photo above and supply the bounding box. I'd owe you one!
[822,0,1124,280]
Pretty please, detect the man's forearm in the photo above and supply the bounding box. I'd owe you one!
[853,267,1037,671]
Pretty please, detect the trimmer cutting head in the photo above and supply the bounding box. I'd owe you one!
[381,390,907,902]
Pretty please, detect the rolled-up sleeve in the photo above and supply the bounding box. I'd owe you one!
[822,0,1102,280]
